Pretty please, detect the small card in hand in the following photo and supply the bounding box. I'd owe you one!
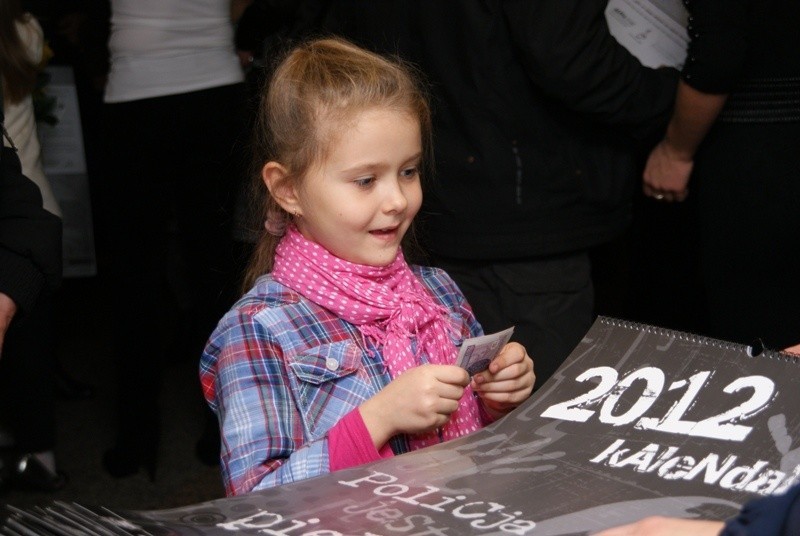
[456,327,515,376]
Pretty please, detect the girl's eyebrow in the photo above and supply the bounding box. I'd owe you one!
[404,152,423,165]
[341,152,423,175]
[341,162,384,175]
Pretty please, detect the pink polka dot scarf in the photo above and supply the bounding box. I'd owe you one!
[272,226,483,448]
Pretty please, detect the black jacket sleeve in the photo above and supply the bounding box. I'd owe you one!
[722,481,800,535]
[501,0,678,135]
[681,0,750,93]
[0,145,62,315]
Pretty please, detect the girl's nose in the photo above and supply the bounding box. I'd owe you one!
[383,179,409,213]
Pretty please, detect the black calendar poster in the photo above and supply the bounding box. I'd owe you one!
[5,317,800,535]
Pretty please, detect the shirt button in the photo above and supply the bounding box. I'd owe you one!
[325,358,339,371]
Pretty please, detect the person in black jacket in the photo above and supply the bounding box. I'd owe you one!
[318,0,678,389]
[641,0,800,353]
[0,92,65,491]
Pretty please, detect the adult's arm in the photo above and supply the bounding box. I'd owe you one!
[0,141,61,356]
[594,517,723,536]
[642,0,748,197]
[0,146,62,317]
[642,81,727,197]
[0,291,17,356]
[501,0,678,132]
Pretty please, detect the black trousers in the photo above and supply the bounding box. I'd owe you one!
[695,122,800,350]
[628,121,800,351]
[98,84,248,445]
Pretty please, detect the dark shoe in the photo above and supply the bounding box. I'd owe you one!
[102,444,157,481]
[9,454,67,492]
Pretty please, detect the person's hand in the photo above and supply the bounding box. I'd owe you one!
[785,343,800,355]
[472,342,534,419]
[360,364,470,448]
[594,516,724,536]
[642,139,693,202]
[0,292,18,358]
[237,49,255,70]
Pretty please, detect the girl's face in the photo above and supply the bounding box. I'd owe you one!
[293,108,423,267]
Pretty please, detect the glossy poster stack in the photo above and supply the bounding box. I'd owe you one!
[4,317,799,535]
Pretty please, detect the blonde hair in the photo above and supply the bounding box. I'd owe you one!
[0,0,38,104]
[242,36,432,290]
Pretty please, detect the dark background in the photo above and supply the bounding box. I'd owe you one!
[1,277,225,511]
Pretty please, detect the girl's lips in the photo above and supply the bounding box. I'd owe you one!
[369,227,399,239]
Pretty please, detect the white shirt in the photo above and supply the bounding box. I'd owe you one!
[104,0,244,103]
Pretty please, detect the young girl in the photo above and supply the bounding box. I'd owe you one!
[200,37,535,496]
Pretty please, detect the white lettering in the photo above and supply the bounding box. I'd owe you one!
[338,472,398,488]
[589,439,626,464]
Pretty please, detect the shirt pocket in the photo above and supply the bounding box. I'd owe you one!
[287,340,370,436]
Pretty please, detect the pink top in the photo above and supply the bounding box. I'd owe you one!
[328,409,394,471]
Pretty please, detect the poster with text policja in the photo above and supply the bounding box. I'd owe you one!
[5,316,800,536]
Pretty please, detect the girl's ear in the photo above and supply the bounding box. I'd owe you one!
[262,161,302,215]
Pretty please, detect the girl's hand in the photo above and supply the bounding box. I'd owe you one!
[472,342,534,419]
[360,364,470,449]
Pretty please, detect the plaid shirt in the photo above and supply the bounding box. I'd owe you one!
[200,265,483,495]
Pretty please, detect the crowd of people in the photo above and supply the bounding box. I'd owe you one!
[2,0,798,534]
